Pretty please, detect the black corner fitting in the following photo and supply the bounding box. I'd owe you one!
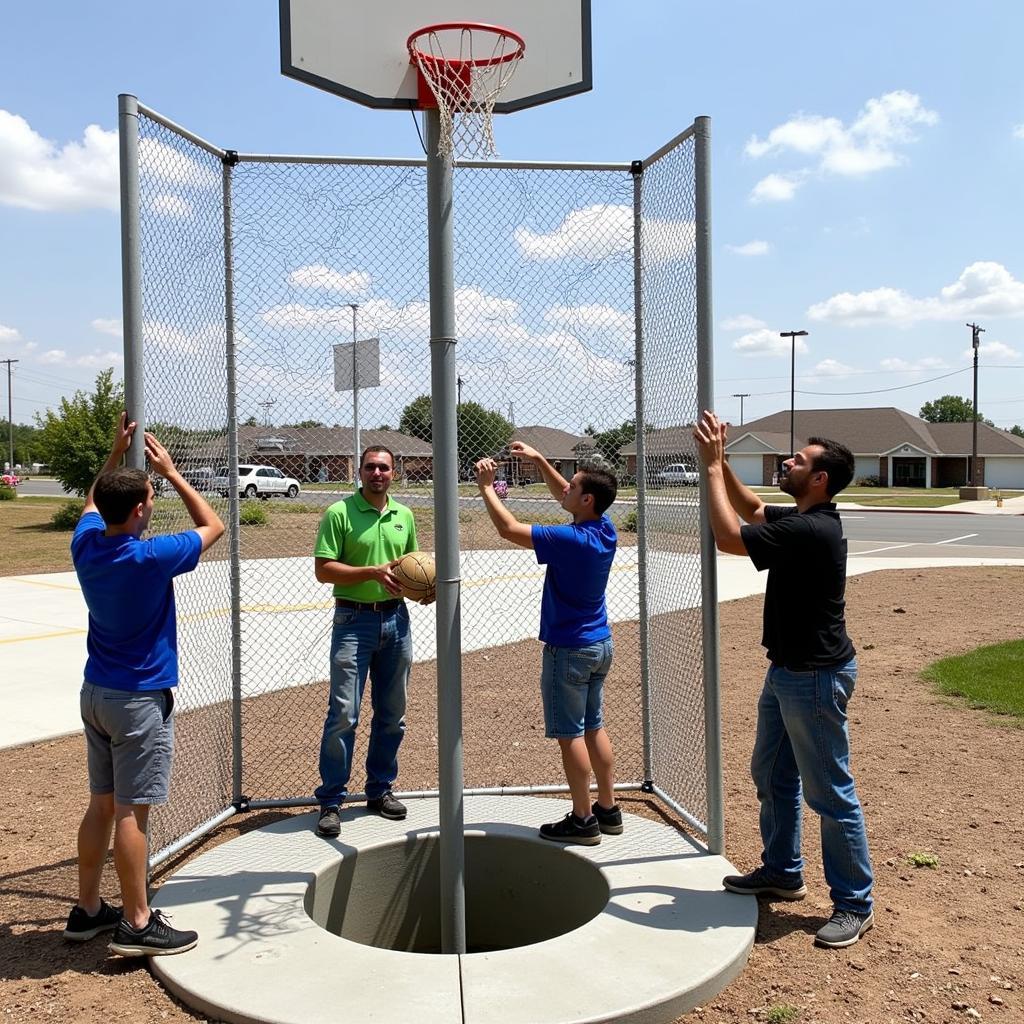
[630,159,644,177]
[223,150,240,167]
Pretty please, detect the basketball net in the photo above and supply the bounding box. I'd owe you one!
[409,25,525,161]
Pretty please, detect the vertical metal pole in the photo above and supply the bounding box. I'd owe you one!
[789,337,796,460]
[694,117,725,855]
[631,164,654,786]
[351,304,361,480]
[222,158,244,806]
[118,95,145,468]
[5,360,16,472]
[425,109,466,955]
[971,343,979,486]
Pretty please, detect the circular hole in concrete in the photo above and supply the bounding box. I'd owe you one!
[304,834,609,953]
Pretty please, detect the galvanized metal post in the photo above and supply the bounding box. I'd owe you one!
[424,109,466,955]
[222,155,244,808]
[631,162,655,786]
[694,116,725,855]
[118,95,145,468]
[350,304,361,480]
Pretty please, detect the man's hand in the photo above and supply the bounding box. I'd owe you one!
[693,410,728,468]
[474,457,497,489]
[112,411,137,460]
[413,586,436,606]
[508,441,540,462]
[373,560,403,597]
[144,433,178,479]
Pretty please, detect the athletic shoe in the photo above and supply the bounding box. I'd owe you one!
[108,910,198,957]
[63,900,121,941]
[317,805,342,837]
[539,811,601,846]
[722,866,807,900]
[367,791,407,820]
[591,801,624,835]
[814,909,874,948]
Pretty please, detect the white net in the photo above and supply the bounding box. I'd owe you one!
[409,25,525,160]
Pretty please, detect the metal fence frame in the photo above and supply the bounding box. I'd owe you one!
[118,97,721,867]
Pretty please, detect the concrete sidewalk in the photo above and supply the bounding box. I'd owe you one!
[839,494,1024,515]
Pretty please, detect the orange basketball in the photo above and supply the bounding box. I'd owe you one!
[393,551,436,602]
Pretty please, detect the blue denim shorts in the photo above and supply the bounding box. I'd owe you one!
[540,638,613,739]
[80,682,175,805]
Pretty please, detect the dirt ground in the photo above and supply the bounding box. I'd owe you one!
[1,565,1022,1024]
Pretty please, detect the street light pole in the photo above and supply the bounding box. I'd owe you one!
[779,330,809,458]
[732,392,750,426]
[967,322,984,486]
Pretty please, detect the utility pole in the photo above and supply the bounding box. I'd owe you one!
[257,398,276,428]
[967,322,984,487]
[456,375,463,410]
[2,359,17,473]
[779,330,809,458]
[732,392,750,426]
[349,303,361,482]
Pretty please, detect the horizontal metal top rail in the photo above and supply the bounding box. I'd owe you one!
[640,122,698,170]
[137,103,227,160]
[236,152,632,172]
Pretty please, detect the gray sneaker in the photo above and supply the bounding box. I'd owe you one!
[317,805,342,837]
[722,866,807,900]
[815,909,874,948]
[367,791,407,820]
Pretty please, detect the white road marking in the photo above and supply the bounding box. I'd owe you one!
[933,533,978,546]
[851,543,917,556]
[839,515,866,519]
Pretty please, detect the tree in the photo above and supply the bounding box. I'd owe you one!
[398,394,514,471]
[0,420,40,467]
[919,394,993,425]
[1010,425,1024,438]
[34,369,125,495]
[399,395,432,444]
[285,419,326,429]
[589,420,637,466]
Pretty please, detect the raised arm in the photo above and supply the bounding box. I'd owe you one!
[508,441,569,502]
[83,412,136,516]
[475,457,533,549]
[693,410,748,556]
[721,455,767,525]
[144,433,225,553]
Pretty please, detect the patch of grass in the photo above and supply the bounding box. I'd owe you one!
[765,1005,800,1024]
[238,500,268,526]
[908,851,939,868]
[840,494,961,508]
[922,638,1024,721]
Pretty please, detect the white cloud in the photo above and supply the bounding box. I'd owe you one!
[75,349,123,368]
[733,328,809,358]
[750,173,802,203]
[91,318,123,338]
[514,204,694,262]
[0,324,22,344]
[0,110,118,212]
[138,137,219,189]
[812,358,856,376]
[725,239,771,256]
[808,261,1024,326]
[287,264,373,297]
[1014,124,1024,140]
[880,356,948,372]
[544,304,634,334]
[966,340,1021,361]
[143,320,224,356]
[38,349,68,364]
[150,194,193,218]
[721,314,766,331]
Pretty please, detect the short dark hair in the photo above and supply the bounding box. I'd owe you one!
[93,467,151,525]
[807,436,854,497]
[579,466,618,516]
[360,446,395,470]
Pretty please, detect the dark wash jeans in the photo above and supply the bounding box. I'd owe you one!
[751,658,874,914]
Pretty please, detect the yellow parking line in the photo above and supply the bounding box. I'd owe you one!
[0,627,86,645]
[8,578,81,592]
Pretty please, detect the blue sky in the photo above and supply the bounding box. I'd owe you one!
[2,1,1023,432]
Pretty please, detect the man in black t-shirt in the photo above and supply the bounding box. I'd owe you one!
[694,410,874,949]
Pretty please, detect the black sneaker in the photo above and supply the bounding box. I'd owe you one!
[723,866,807,900]
[317,805,342,837]
[815,909,874,948]
[63,899,121,941]
[539,811,601,846]
[108,910,198,957]
[367,791,407,820]
[591,801,624,835]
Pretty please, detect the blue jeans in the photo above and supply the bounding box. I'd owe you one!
[315,603,412,806]
[751,659,873,914]
[540,638,613,739]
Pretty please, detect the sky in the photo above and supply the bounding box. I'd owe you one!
[2,1,1024,436]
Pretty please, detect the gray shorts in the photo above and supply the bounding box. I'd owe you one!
[80,682,175,805]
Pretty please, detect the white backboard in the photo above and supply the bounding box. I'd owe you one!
[333,339,380,391]
[279,0,592,112]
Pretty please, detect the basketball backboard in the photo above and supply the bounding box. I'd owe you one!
[279,0,591,113]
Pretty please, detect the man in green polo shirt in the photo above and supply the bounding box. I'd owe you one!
[312,445,425,836]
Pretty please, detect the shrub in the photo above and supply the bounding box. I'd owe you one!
[854,475,881,487]
[238,500,268,526]
[0,485,16,501]
[622,509,638,533]
[51,499,86,530]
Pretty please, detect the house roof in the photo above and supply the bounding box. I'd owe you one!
[723,407,1024,458]
[188,425,433,462]
[510,426,592,460]
[617,425,696,457]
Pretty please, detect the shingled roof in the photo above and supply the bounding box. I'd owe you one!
[510,426,593,460]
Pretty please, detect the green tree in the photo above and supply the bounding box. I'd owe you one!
[590,420,637,466]
[398,394,514,470]
[919,394,992,424]
[0,420,40,467]
[399,395,433,443]
[1010,425,1024,438]
[285,419,327,429]
[34,369,125,495]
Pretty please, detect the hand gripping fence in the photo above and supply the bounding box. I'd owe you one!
[119,97,722,866]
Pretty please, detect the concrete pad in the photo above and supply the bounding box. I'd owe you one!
[152,795,756,1024]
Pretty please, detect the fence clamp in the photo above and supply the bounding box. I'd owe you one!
[223,149,240,167]
[640,779,655,794]
[234,795,251,813]
[630,159,643,177]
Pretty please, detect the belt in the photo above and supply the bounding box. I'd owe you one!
[335,597,404,612]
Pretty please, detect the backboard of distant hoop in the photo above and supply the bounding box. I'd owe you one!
[279,0,592,112]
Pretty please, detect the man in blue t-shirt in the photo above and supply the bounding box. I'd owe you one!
[65,413,224,957]
[475,442,620,845]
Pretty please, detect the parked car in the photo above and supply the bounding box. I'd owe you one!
[182,466,215,490]
[212,464,301,499]
[657,463,699,486]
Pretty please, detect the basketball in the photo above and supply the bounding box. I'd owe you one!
[393,551,436,602]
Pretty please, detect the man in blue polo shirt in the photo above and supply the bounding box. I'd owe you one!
[66,414,224,957]
[475,441,620,845]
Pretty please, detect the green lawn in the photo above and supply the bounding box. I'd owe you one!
[922,639,1024,723]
